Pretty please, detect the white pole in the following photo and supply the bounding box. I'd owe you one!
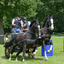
[63,38,64,52]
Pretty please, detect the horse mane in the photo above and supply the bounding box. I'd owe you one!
[42,16,49,27]
[30,19,37,27]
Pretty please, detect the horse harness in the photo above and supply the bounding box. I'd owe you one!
[22,31,36,38]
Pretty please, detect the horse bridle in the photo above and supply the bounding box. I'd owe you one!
[47,18,54,30]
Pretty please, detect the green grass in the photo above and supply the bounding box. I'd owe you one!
[0,36,64,64]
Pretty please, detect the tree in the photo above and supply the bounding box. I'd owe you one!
[0,0,37,43]
[35,0,64,32]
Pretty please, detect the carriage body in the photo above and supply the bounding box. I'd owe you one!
[4,33,20,58]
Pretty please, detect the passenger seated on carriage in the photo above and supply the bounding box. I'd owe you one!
[21,17,29,32]
[12,14,23,34]
[28,21,31,26]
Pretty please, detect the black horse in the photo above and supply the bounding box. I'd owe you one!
[27,16,54,61]
[38,16,54,60]
[14,16,54,61]
[4,19,40,62]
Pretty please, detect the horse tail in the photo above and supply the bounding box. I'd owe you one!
[4,37,15,47]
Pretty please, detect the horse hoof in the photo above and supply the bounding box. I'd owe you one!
[9,58,11,61]
[32,56,36,60]
[33,54,35,56]
[23,61,25,63]
[23,59,25,63]
[33,52,36,56]
[33,58,36,60]
[47,50,50,53]
[45,58,48,61]
[16,59,18,61]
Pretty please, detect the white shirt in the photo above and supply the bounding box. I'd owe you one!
[28,21,31,26]
[12,18,23,27]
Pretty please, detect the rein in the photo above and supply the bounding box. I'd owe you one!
[41,34,51,38]
[18,39,36,44]
[27,31,36,35]
[22,31,36,38]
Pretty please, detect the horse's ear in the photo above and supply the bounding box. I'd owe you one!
[39,21,40,24]
[29,19,36,27]
[42,18,47,27]
[29,23,32,27]
[49,15,51,17]
[29,20,34,27]
[29,19,38,27]
[42,16,49,27]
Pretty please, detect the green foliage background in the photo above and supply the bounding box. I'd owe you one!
[1,0,64,33]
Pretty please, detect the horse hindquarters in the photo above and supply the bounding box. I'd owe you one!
[4,38,15,47]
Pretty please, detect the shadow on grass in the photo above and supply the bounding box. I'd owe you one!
[60,51,64,52]
[0,43,4,45]
[2,56,8,59]
[1,55,43,61]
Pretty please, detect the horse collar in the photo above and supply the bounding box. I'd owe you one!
[28,31,35,35]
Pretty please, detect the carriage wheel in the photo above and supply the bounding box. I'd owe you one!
[5,47,10,59]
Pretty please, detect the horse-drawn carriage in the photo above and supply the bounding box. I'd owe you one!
[4,19,41,60]
[4,16,54,62]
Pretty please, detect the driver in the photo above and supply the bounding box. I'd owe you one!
[12,14,22,33]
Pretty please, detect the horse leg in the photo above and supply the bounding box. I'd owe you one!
[26,49,30,57]
[32,48,36,60]
[24,49,30,57]
[9,53,12,61]
[9,45,17,61]
[22,44,26,62]
[42,40,48,61]
[26,48,34,57]
[32,45,38,56]
[16,48,22,61]
[47,42,53,53]
[31,45,38,60]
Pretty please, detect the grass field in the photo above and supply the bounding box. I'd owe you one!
[0,36,64,64]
